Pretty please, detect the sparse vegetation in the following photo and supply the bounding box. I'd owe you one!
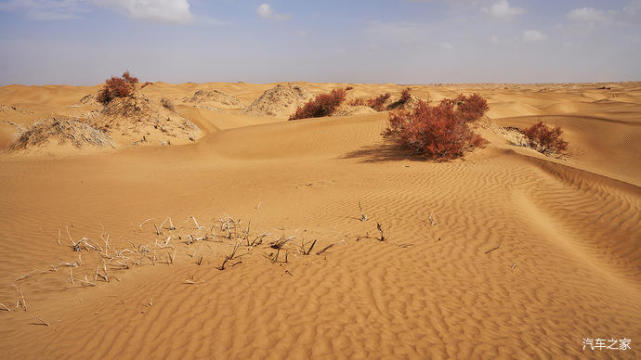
[368,93,391,111]
[387,88,412,110]
[97,71,139,105]
[289,88,347,120]
[523,121,568,155]
[385,94,488,160]
[161,98,175,112]
[9,117,113,151]
[349,98,366,106]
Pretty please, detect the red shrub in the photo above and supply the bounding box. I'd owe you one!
[387,88,412,110]
[289,89,347,120]
[122,71,138,84]
[401,88,411,102]
[454,93,488,122]
[523,121,568,154]
[385,94,489,160]
[97,71,139,105]
[368,93,391,111]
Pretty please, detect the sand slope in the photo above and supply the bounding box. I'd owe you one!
[0,82,640,359]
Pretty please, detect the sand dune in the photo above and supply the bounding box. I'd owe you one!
[0,82,640,359]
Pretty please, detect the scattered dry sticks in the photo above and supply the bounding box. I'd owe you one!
[13,214,371,303]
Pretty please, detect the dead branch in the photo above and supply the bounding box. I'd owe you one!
[301,239,317,255]
[376,222,385,242]
[485,244,501,255]
[316,243,335,255]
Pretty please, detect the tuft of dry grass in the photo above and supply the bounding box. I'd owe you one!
[217,242,241,270]
[161,98,175,112]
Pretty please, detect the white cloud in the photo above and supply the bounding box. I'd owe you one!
[483,0,525,20]
[256,3,289,21]
[0,0,89,20]
[257,3,272,18]
[96,0,193,24]
[522,29,545,43]
[567,7,609,24]
[0,0,194,23]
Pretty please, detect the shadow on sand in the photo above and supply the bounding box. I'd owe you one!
[341,142,438,163]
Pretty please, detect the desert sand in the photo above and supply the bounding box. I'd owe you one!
[0,81,640,359]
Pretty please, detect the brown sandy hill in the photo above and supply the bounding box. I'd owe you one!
[9,117,113,153]
[245,83,313,116]
[90,93,201,147]
[182,89,242,111]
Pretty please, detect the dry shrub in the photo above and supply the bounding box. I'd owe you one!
[368,93,391,111]
[97,71,139,105]
[161,98,175,112]
[399,88,411,103]
[345,86,354,91]
[349,98,366,106]
[289,89,347,120]
[141,81,153,89]
[387,88,412,110]
[385,94,488,160]
[523,121,568,155]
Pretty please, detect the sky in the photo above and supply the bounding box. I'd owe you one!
[0,0,640,85]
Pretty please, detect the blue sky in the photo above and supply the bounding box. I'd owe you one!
[1,0,640,85]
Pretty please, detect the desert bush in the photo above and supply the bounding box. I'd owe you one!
[349,98,366,106]
[289,88,347,120]
[523,121,568,154]
[385,94,488,160]
[141,81,153,89]
[453,93,488,122]
[345,86,354,91]
[97,71,139,105]
[161,98,175,112]
[387,88,413,110]
[368,93,391,111]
